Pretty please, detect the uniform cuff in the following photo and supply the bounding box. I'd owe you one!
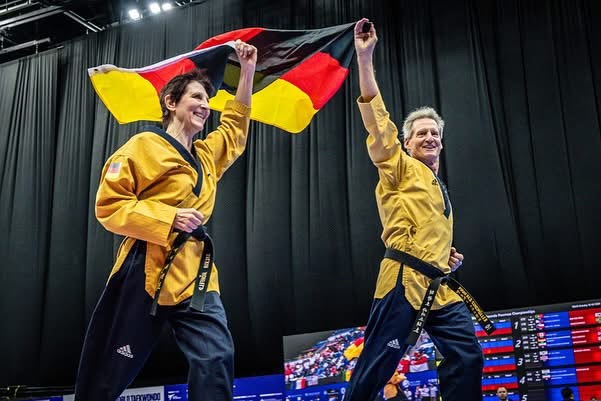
[224,99,251,116]
[356,92,389,132]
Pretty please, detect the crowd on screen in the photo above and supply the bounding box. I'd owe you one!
[285,328,364,385]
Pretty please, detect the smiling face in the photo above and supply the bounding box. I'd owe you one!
[403,117,443,165]
[165,80,211,136]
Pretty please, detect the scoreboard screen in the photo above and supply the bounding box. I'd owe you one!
[478,299,601,401]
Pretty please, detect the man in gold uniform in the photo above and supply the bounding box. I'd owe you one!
[344,19,483,401]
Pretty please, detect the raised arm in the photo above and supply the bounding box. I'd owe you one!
[355,19,404,185]
[201,40,257,179]
[234,39,257,106]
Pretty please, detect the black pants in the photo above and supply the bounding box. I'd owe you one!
[74,241,234,401]
[344,266,483,401]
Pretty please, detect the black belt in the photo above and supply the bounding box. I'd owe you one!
[150,225,214,316]
[384,248,496,349]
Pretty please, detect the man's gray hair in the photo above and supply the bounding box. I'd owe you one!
[402,106,445,141]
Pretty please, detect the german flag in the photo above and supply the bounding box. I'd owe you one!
[88,44,234,124]
[343,337,364,361]
[88,23,355,133]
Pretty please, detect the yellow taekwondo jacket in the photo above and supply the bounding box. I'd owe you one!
[357,93,461,310]
[95,100,250,306]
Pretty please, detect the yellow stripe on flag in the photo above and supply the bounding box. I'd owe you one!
[89,68,162,124]
[343,342,364,361]
[210,79,318,134]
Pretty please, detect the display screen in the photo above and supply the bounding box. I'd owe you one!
[283,327,439,401]
[478,299,601,401]
[282,299,601,401]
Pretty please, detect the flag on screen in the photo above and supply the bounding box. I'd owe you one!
[343,337,364,360]
[88,23,355,133]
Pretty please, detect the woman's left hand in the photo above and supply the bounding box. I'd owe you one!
[235,40,257,70]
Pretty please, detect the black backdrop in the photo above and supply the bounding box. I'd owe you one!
[1,0,600,388]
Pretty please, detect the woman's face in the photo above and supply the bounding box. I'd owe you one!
[169,80,211,134]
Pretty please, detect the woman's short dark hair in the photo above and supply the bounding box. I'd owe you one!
[159,69,214,128]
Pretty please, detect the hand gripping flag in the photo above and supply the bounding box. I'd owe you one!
[88,23,355,133]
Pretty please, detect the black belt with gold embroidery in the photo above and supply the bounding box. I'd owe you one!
[150,225,214,316]
[384,248,496,348]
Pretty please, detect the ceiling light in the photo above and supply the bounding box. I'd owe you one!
[128,8,141,20]
[149,3,161,14]
[161,2,173,11]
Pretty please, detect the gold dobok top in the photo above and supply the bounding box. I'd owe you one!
[357,93,461,310]
[96,100,251,305]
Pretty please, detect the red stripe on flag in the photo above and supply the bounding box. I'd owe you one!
[482,383,518,391]
[477,327,512,337]
[483,345,514,355]
[280,51,348,110]
[138,58,197,94]
[483,364,516,373]
[196,28,265,50]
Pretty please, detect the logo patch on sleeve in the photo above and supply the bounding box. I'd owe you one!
[105,161,122,180]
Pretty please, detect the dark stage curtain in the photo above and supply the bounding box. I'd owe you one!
[0,0,599,387]
[0,51,59,383]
